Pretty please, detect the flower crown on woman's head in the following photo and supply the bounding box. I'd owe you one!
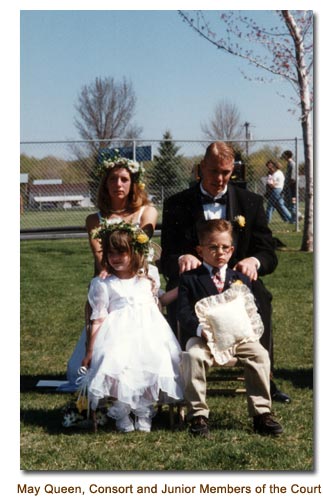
[96,149,145,189]
[91,218,150,256]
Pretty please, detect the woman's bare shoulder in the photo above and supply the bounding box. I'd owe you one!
[142,204,158,218]
[86,212,100,231]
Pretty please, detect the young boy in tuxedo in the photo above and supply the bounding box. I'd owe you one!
[177,219,283,438]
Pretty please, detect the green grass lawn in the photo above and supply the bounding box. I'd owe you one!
[20,233,313,471]
[20,206,164,229]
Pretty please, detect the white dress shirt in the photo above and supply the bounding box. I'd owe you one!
[200,184,227,220]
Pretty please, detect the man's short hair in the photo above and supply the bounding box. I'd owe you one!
[204,141,235,164]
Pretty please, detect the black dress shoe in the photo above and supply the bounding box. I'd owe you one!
[253,413,283,436]
[270,380,291,403]
[189,416,210,438]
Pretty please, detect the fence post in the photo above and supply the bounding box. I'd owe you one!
[133,140,136,161]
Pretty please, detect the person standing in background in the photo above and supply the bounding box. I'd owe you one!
[265,159,293,223]
[281,150,301,223]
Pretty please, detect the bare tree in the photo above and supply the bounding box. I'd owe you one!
[201,100,243,141]
[74,76,142,155]
[179,10,313,251]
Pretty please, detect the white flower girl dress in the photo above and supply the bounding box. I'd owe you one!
[85,275,183,418]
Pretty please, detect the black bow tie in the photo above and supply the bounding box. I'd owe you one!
[201,192,227,205]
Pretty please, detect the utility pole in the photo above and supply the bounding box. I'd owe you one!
[244,122,250,157]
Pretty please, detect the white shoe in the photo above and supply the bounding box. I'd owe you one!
[135,416,152,432]
[116,414,134,433]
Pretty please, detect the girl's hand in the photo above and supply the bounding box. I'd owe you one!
[81,353,92,368]
[99,269,109,279]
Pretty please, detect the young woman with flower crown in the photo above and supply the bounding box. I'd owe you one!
[86,153,158,277]
[66,153,162,386]
[81,221,183,433]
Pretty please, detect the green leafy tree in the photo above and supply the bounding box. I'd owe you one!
[150,131,187,201]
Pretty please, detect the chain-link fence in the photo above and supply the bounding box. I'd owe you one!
[20,138,304,234]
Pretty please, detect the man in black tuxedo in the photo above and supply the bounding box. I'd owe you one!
[160,141,290,403]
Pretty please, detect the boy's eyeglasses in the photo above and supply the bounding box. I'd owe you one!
[201,245,232,254]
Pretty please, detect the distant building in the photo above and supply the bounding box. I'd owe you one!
[29,180,94,209]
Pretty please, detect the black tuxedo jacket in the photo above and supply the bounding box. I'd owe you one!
[160,182,278,285]
[177,265,251,348]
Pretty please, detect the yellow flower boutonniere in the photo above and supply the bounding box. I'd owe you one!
[232,279,243,286]
[234,215,246,228]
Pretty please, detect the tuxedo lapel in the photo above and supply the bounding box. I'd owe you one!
[227,184,242,258]
[196,266,218,296]
[191,184,205,222]
[227,184,239,221]
[223,268,236,290]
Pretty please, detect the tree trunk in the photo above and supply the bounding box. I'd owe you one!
[282,11,313,252]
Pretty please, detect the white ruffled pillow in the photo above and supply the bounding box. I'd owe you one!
[195,283,264,365]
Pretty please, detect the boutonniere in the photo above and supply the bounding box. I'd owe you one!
[228,278,244,288]
[233,215,246,228]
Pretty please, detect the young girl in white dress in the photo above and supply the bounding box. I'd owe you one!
[81,220,183,433]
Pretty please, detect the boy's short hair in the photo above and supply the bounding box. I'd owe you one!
[196,219,233,245]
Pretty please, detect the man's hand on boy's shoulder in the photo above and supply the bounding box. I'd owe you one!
[233,257,259,281]
[178,254,202,274]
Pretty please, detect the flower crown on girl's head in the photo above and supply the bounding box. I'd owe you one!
[91,218,150,257]
[96,149,145,189]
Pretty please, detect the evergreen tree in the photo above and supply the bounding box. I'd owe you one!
[150,131,187,201]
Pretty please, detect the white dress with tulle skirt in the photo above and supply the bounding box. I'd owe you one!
[66,264,161,386]
[85,275,183,410]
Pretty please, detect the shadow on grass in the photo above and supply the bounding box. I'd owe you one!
[206,366,313,390]
[20,367,313,436]
[20,405,180,436]
[274,367,313,389]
